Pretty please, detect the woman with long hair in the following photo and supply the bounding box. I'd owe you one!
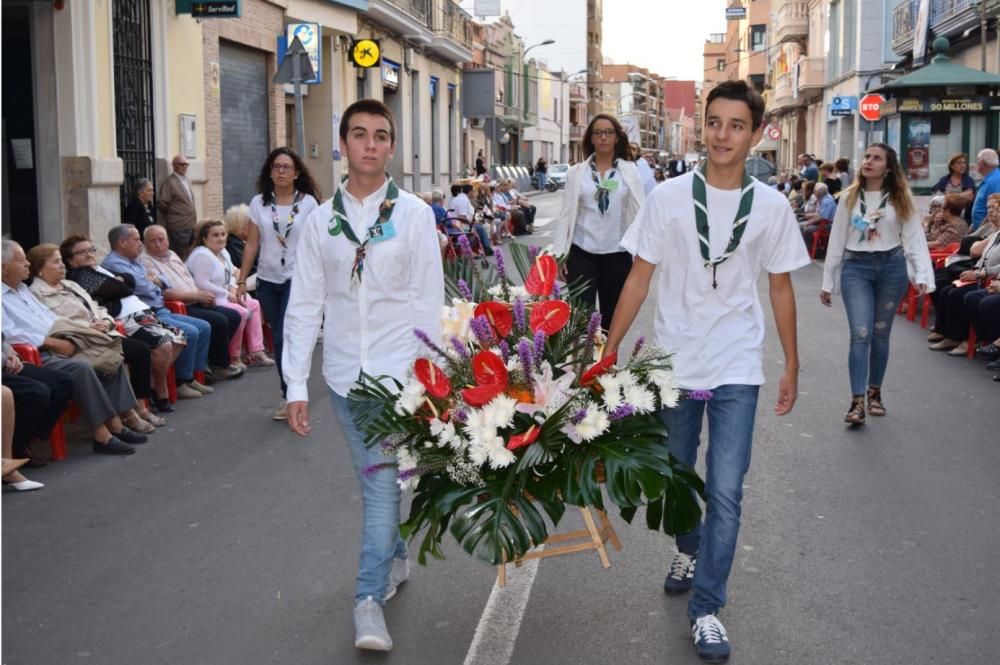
[932,152,975,222]
[820,143,934,425]
[237,147,320,421]
[552,113,645,329]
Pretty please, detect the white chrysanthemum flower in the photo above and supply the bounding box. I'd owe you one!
[616,370,638,391]
[395,380,426,415]
[429,418,458,448]
[483,395,517,429]
[598,373,624,410]
[575,405,609,442]
[397,447,418,473]
[487,444,516,469]
[468,442,490,466]
[462,409,496,448]
[648,369,680,408]
[623,384,656,414]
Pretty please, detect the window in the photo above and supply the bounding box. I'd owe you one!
[716,58,726,71]
[750,24,766,52]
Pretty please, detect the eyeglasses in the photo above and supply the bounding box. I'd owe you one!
[73,247,98,256]
[271,163,295,173]
[591,129,617,138]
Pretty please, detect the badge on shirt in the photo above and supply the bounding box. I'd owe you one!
[328,216,343,236]
[367,220,397,244]
[601,178,619,192]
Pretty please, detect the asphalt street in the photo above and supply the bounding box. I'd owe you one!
[2,189,998,665]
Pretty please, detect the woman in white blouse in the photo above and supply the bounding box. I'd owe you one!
[552,114,645,329]
[236,148,320,420]
[820,143,934,425]
[187,220,272,370]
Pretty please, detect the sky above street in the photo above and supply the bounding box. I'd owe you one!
[458,0,729,81]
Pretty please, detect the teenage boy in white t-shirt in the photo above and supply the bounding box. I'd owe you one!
[603,80,810,663]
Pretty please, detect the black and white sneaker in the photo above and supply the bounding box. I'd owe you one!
[663,551,696,595]
[691,614,730,663]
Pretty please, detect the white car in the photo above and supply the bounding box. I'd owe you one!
[546,163,569,189]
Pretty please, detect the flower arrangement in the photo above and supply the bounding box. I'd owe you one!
[349,244,704,566]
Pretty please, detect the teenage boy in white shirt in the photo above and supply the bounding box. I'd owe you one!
[603,80,810,664]
[282,99,445,652]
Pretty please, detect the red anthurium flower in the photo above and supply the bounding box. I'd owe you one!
[525,254,558,297]
[579,351,618,387]
[529,300,570,336]
[462,382,506,407]
[474,301,513,338]
[506,425,541,451]
[414,358,451,399]
[472,350,509,387]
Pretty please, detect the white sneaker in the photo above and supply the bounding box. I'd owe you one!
[384,558,410,601]
[272,399,288,421]
[353,596,392,651]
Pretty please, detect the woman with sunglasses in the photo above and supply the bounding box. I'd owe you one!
[237,148,320,421]
[551,114,645,329]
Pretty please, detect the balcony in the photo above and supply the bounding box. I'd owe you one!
[773,0,809,46]
[569,83,586,103]
[892,0,983,56]
[428,3,473,63]
[569,125,584,141]
[797,56,825,95]
[771,71,796,111]
[367,0,432,44]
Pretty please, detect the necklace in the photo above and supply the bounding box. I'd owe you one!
[328,177,399,286]
[271,190,301,266]
[692,162,754,289]
[589,155,618,215]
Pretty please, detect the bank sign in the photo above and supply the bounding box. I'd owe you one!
[880,96,998,114]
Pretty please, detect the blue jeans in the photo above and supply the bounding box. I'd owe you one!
[157,308,211,383]
[255,278,291,397]
[330,391,407,605]
[473,223,493,253]
[656,384,760,620]
[839,247,909,395]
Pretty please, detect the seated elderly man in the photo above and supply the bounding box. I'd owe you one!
[101,224,213,398]
[501,179,536,232]
[2,240,146,454]
[799,181,837,251]
[141,224,243,381]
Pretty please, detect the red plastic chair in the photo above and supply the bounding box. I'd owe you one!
[809,219,831,259]
[11,343,68,461]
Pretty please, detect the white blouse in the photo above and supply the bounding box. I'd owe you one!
[572,166,631,254]
[248,193,320,285]
[186,246,233,306]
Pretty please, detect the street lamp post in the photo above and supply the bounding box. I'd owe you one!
[516,39,554,167]
[559,68,587,164]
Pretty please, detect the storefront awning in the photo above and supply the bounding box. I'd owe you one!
[877,37,1000,91]
[753,137,779,152]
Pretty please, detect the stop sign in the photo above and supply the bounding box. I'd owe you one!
[859,94,885,122]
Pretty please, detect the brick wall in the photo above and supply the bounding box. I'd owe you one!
[201,0,287,217]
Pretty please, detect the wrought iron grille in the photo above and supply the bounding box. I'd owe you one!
[112,0,156,220]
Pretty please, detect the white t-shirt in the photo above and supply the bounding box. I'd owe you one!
[248,193,320,285]
[621,172,811,389]
[573,166,630,254]
[450,193,474,221]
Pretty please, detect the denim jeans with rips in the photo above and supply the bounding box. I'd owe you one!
[656,384,760,620]
[329,390,408,605]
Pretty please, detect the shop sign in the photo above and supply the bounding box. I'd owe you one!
[190,1,240,18]
[351,39,381,69]
[726,6,747,19]
[907,116,930,180]
[830,95,858,117]
[382,59,400,90]
[287,24,321,84]
[886,97,993,113]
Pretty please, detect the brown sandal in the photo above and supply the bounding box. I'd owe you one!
[844,396,866,425]
[866,387,886,417]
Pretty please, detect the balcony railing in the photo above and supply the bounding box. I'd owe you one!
[774,0,808,45]
[436,3,471,44]
[569,83,586,103]
[772,71,795,109]
[569,125,584,141]
[383,0,430,24]
[892,0,981,55]
[797,56,825,92]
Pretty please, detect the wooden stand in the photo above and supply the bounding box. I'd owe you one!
[495,506,622,587]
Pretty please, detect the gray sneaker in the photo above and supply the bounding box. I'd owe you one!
[354,596,392,651]
[384,558,410,601]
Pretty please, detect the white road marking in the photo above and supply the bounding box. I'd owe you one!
[463,556,541,665]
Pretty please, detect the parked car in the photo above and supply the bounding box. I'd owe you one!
[546,163,569,190]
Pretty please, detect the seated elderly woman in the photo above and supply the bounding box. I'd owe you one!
[26,244,165,432]
[186,220,273,369]
[223,204,257,292]
[928,228,1000,355]
[2,239,148,454]
[925,194,969,250]
[60,235,184,412]
[124,178,156,238]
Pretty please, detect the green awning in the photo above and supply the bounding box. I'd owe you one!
[879,37,1000,90]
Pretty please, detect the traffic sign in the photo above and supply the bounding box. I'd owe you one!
[859,93,885,122]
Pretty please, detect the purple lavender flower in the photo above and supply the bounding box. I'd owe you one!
[457,233,473,259]
[586,312,602,345]
[552,282,562,299]
[685,389,714,401]
[527,245,540,262]
[570,408,588,425]
[362,462,396,477]
[450,336,470,359]
[499,339,510,363]
[494,249,508,280]
[413,328,447,357]
[470,315,496,347]
[454,408,468,423]
[631,336,646,359]
[516,338,533,383]
[533,330,546,371]
[609,404,636,421]
[513,297,527,333]
[457,278,474,302]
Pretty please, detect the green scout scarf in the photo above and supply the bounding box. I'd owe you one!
[692,162,754,289]
[328,177,399,286]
